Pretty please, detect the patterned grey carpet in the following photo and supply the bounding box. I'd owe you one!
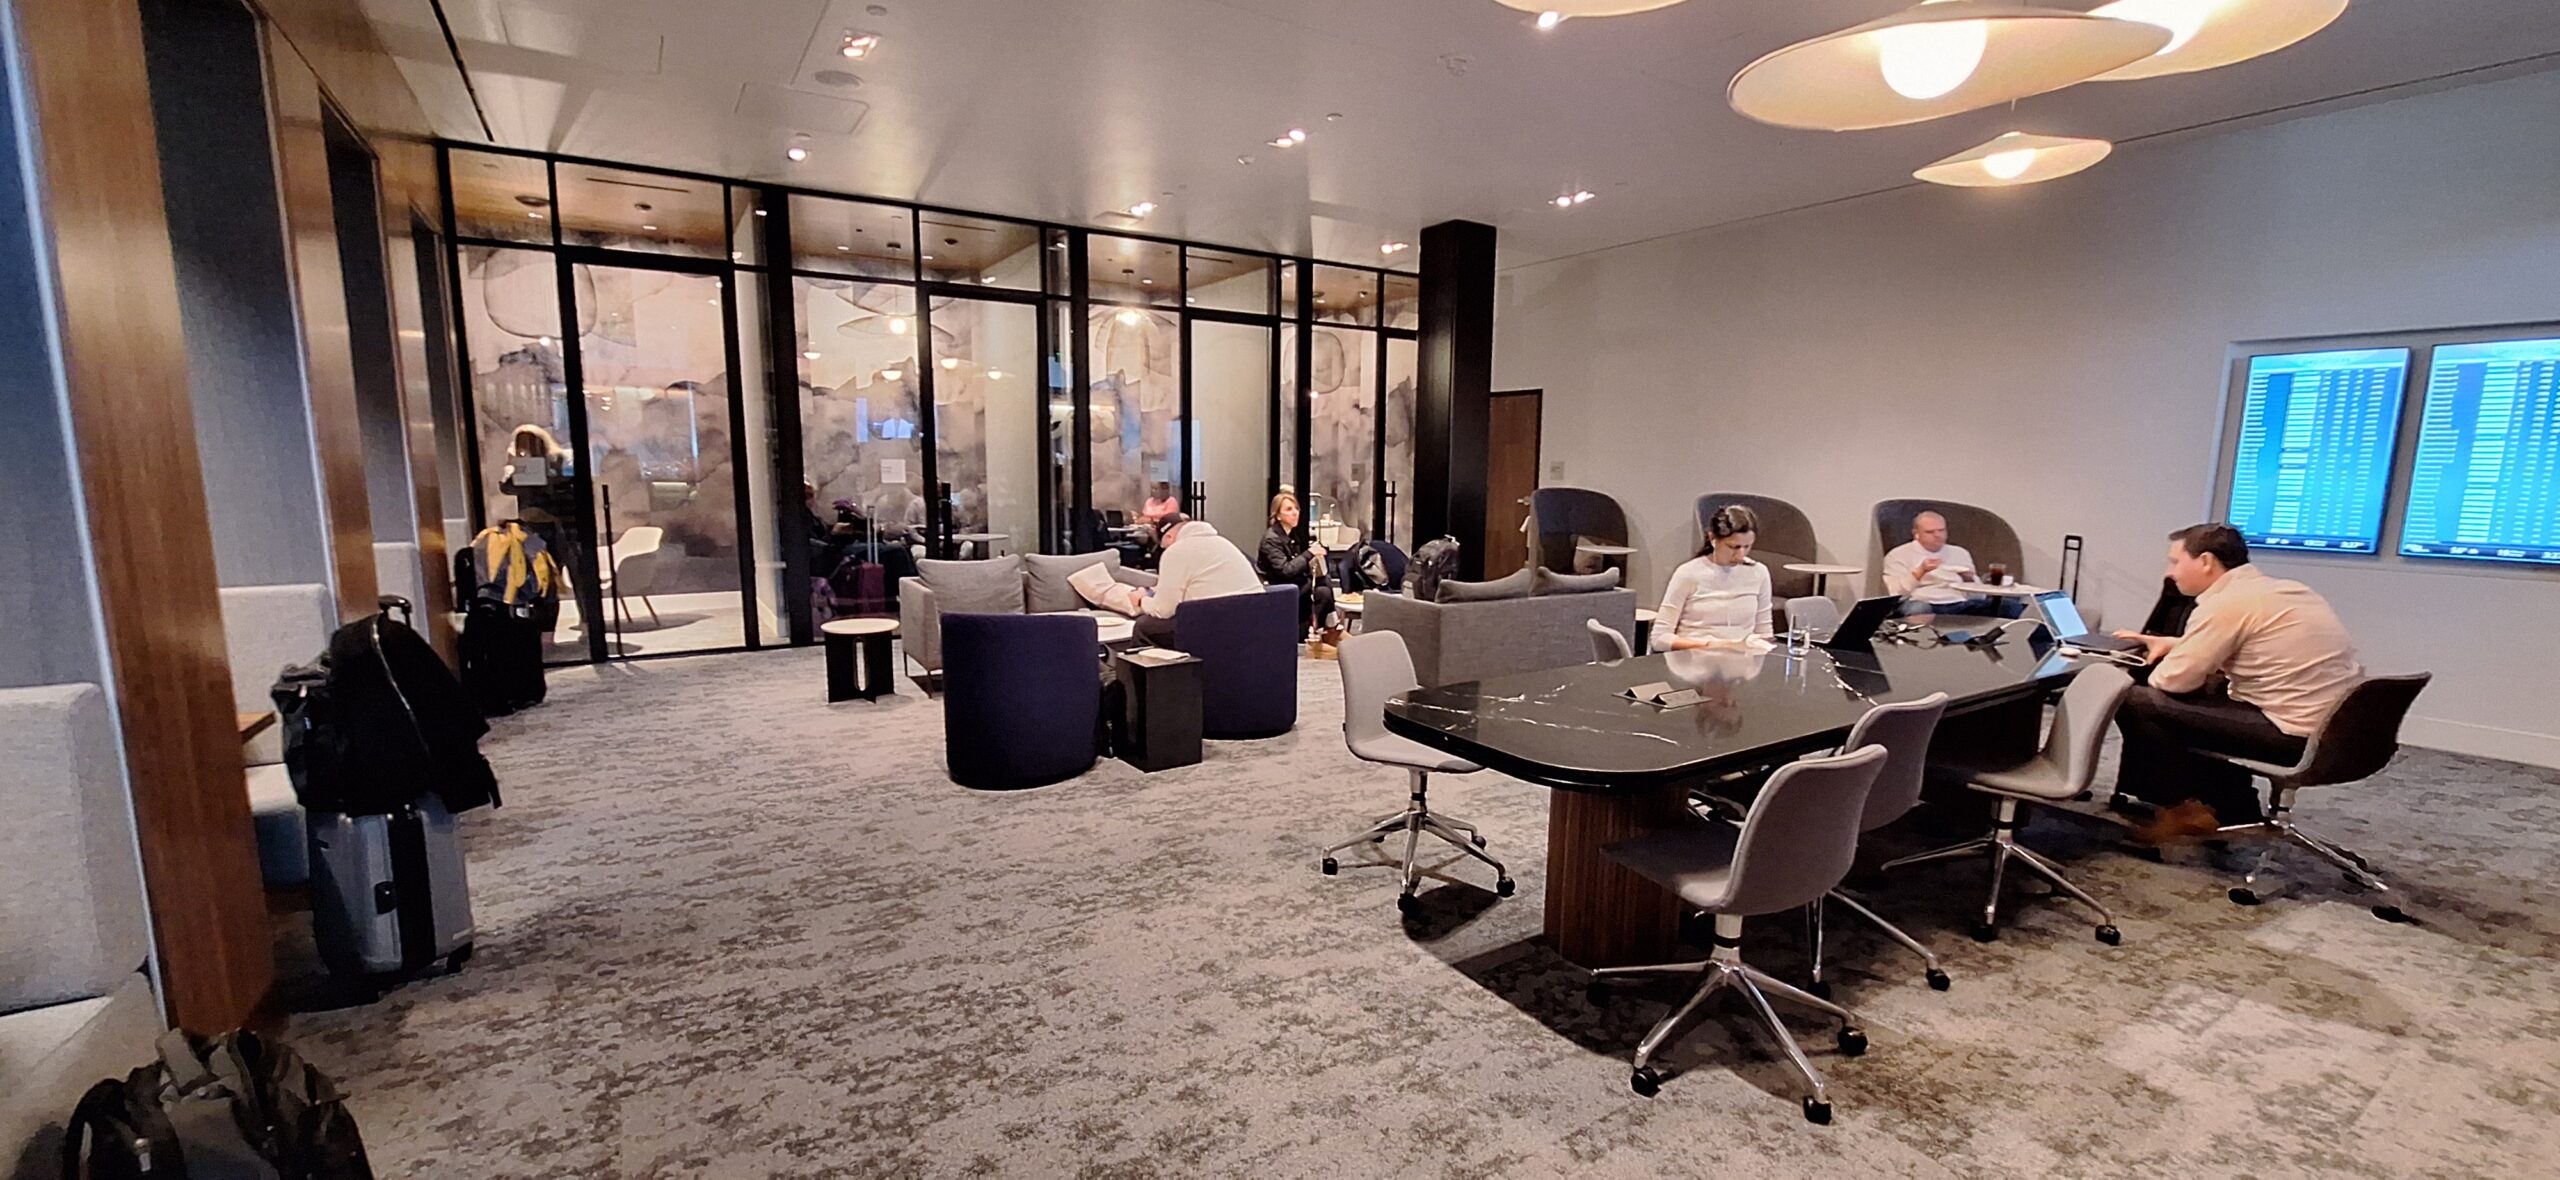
[284,647,2560,1178]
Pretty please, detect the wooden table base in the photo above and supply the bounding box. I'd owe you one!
[1545,784,1690,968]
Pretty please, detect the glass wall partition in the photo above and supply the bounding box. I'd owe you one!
[441,143,1411,660]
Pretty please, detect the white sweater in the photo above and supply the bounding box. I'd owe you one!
[1881,541,1976,605]
[1651,557,1773,652]
[1140,523,1264,618]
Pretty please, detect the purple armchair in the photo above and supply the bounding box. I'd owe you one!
[1171,584,1300,739]
[942,613,1101,789]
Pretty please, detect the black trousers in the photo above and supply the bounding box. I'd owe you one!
[1297,580,1335,635]
[2112,685,2305,823]
[1133,611,1179,648]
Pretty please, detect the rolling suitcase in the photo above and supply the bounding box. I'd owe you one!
[308,797,475,982]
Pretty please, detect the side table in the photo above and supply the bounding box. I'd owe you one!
[821,617,898,702]
[1112,649,1203,773]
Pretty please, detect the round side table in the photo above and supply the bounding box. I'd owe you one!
[821,617,898,701]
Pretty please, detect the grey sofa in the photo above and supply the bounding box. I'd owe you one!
[1361,586,1638,688]
[899,551,1156,679]
[1,684,161,1174]
[219,583,338,887]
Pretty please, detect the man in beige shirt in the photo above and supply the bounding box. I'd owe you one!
[2109,523,2364,842]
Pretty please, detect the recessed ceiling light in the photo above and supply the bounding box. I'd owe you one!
[1537,11,1565,30]
[889,316,911,335]
[1326,112,1344,122]
[1553,190,1596,208]
[641,224,658,231]
[987,369,1006,380]
[1140,277,1154,285]
[1116,309,1143,326]
[838,244,852,251]
[1268,136,1296,148]
[921,253,934,260]
[1237,155,1255,165]
[803,350,822,360]
[880,367,902,380]
[786,146,810,162]
[840,32,880,59]
[1127,201,1157,217]
[527,212,540,219]
[1288,128,1308,143]
[940,357,960,370]
[1380,241,1410,255]
[753,209,767,217]
[813,69,863,88]
[979,276,997,284]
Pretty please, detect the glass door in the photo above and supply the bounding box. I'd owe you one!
[929,298,1042,558]
[567,264,746,658]
[1190,320,1273,544]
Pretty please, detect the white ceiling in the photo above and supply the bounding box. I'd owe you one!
[360,0,2560,268]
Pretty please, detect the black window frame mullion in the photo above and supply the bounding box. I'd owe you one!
[552,249,609,665]
[914,209,947,560]
[716,263,759,649]
[438,144,488,540]
[1068,228,1094,552]
[761,188,814,646]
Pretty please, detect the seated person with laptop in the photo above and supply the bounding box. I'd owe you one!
[1651,505,1775,652]
[1882,510,2019,618]
[1082,514,1263,646]
[2109,523,2364,843]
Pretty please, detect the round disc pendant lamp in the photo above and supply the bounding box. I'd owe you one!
[1914,132,2115,187]
[1728,1,2171,131]
[1493,0,1688,16]
[2088,0,2348,81]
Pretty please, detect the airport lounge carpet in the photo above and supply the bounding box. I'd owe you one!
[285,647,2560,1178]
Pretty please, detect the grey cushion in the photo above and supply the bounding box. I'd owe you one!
[218,584,337,766]
[1533,567,1622,596]
[0,684,151,1011]
[1024,551,1121,614]
[1436,568,1532,603]
[917,556,1025,615]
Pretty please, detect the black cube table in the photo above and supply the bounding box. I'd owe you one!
[821,617,898,702]
[1112,649,1203,773]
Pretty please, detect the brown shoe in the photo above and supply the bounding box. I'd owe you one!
[2132,799,2223,846]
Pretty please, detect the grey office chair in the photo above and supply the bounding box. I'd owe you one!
[1318,631,1514,913]
[2203,672,2430,921]
[1587,745,1889,1124]
[1885,664,2134,944]
[1809,693,1951,997]
[1587,618,1633,663]
[1784,595,1842,635]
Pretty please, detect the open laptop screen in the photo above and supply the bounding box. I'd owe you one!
[2033,591,2089,639]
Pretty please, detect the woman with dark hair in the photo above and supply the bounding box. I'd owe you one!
[1257,492,1343,654]
[1650,504,1773,652]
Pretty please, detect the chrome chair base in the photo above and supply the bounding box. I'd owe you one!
[1882,797,2122,946]
[1317,769,1512,911]
[1586,916,1865,1124]
[2213,788,2405,921]
[1809,891,1952,993]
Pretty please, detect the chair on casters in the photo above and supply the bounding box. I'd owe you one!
[1884,664,2134,944]
[1587,745,1888,1123]
[1784,595,1841,635]
[1808,693,1951,998]
[1317,631,1513,914]
[1587,618,1633,663]
[2202,673,2430,921]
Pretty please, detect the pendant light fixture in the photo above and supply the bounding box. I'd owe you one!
[1493,0,1688,19]
[2087,0,2348,81]
[1913,132,2114,187]
[1728,1,2169,131]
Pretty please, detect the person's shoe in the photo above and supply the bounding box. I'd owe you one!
[2132,799,2223,846]
[1309,638,1338,660]
[1319,626,1348,647]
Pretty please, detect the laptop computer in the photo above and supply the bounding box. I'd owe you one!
[1813,595,1902,653]
[2031,590,2144,655]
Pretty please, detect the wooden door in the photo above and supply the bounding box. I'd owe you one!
[1484,390,1541,574]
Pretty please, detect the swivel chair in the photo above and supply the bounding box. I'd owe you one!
[1587,745,1888,1122]
[1810,694,1950,996]
[1587,618,1633,663]
[1317,631,1513,913]
[1885,664,2134,944]
[1783,596,1842,636]
[2204,673,2430,921]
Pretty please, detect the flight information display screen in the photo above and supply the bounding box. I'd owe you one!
[2399,337,2560,565]
[2224,348,2411,553]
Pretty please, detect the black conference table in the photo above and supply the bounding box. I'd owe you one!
[1383,627,2089,967]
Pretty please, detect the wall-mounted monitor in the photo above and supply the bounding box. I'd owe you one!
[2224,347,2412,554]
[2398,337,2560,565]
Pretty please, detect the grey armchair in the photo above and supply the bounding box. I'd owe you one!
[1527,487,1627,575]
[1697,493,1818,600]
[2204,673,2431,920]
[1870,499,2025,596]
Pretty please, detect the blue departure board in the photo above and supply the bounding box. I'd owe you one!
[2224,348,2411,553]
[2398,337,2560,565]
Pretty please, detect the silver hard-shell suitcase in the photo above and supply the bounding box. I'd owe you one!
[307,796,475,980]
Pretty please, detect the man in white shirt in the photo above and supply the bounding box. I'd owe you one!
[1881,511,2009,617]
[1130,515,1264,645]
[2111,523,2364,842]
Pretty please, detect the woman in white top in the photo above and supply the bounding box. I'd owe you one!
[1650,505,1774,652]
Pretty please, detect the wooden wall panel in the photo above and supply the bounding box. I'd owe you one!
[265,43,380,621]
[248,0,434,141]
[15,0,274,1032]
[380,138,459,660]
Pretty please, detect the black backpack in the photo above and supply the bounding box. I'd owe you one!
[274,600,500,817]
[1408,536,1462,603]
[60,1029,373,1179]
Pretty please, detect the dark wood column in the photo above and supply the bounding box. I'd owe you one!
[16,0,274,1031]
[1413,220,1497,581]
